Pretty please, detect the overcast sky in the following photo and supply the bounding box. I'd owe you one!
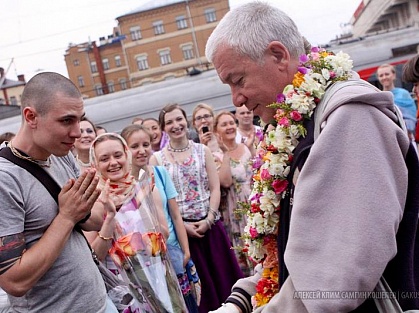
[1,0,361,81]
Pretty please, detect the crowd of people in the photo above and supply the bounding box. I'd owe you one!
[1,1,419,313]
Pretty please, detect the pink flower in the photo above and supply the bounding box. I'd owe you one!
[260,169,271,180]
[290,110,302,121]
[276,93,285,103]
[298,66,308,74]
[272,179,288,194]
[249,227,259,239]
[278,117,290,127]
[299,54,309,63]
[255,129,264,142]
[311,47,320,53]
[253,156,263,169]
[329,71,336,79]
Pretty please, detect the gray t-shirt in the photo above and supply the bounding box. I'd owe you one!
[0,151,107,313]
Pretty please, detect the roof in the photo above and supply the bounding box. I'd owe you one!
[118,0,186,18]
[0,78,25,90]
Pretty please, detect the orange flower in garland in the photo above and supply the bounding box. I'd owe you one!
[242,47,353,309]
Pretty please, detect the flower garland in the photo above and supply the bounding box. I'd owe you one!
[242,47,353,308]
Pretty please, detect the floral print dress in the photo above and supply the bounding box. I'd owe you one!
[217,146,254,276]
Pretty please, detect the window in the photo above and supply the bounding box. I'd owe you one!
[73,59,80,66]
[176,16,188,29]
[10,96,18,106]
[159,50,172,65]
[182,45,194,60]
[205,8,217,23]
[102,58,109,70]
[77,75,85,87]
[95,85,104,96]
[115,55,121,67]
[119,78,127,90]
[130,26,142,41]
[108,81,115,93]
[90,61,97,73]
[136,55,149,71]
[153,21,165,35]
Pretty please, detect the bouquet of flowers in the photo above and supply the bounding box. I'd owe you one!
[109,171,187,313]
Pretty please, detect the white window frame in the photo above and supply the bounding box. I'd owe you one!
[205,8,217,23]
[119,78,127,90]
[90,61,98,73]
[115,55,121,67]
[176,16,188,29]
[159,50,172,65]
[73,59,80,66]
[102,58,109,70]
[77,75,85,87]
[108,81,115,93]
[153,21,165,35]
[182,44,194,60]
[95,85,104,96]
[130,26,142,41]
[136,55,149,71]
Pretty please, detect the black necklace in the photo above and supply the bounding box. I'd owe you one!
[167,142,190,152]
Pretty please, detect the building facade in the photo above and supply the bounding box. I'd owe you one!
[0,67,25,106]
[65,0,229,99]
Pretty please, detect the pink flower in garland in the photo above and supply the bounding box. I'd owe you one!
[249,227,259,239]
[272,179,288,194]
[276,93,286,103]
[260,169,272,180]
[290,110,303,121]
[278,117,290,127]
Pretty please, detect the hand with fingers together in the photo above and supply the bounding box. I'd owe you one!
[58,168,100,225]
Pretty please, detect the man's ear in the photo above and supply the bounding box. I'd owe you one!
[266,41,291,71]
[22,107,38,128]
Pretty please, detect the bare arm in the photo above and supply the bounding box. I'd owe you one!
[152,188,169,239]
[193,146,221,236]
[84,180,116,261]
[0,169,100,296]
[167,198,190,267]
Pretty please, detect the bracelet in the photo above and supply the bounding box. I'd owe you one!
[97,232,112,241]
[209,208,218,218]
[205,218,212,230]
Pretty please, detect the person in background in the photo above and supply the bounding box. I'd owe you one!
[121,124,199,312]
[206,2,419,312]
[0,72,114,312]
[402,54,419,144]
[96,125,107,136]
[131,116,143,125]
[0,132,15,145]
[73,116,97,174]
[192,103,220,153]
[234,105,262,150]
[213,111,254,277]
[377,63,417,141]
[150,103,243,313]
[141,117,169,152]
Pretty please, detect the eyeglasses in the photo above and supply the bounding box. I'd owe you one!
[194,114,213,122]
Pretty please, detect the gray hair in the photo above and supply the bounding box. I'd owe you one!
[21,72,81,116]
[206,1,305,63]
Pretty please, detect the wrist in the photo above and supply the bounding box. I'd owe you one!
[97,231,113,241]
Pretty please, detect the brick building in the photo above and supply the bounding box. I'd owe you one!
[64,0,229,99]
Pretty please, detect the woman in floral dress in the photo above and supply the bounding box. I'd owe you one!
[150,103,243,313]
[213,111,254,277]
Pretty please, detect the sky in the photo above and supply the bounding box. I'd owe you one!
[0,0,361,82]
